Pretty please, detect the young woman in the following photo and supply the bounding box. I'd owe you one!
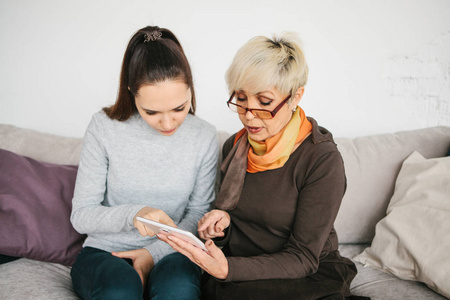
[160,32,369,299]
[70,26,218,300]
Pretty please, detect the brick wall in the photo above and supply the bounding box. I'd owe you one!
[384,31,450,127]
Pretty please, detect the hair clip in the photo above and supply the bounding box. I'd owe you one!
[144,31,162,42]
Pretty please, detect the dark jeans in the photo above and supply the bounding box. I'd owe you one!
[71,247,201,300]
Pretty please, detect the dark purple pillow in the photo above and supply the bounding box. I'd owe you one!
[0,149,85,266]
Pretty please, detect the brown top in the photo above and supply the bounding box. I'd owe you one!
[217,118,347,282]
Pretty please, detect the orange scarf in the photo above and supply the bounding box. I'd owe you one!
[234,107,312,173]
[215,107,312,211]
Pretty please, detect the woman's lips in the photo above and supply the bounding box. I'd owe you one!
[246,126,262,134]
[161,128,176,135]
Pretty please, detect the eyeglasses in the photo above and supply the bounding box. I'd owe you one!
[226,91,291,119]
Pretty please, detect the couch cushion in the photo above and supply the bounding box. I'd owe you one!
[351,259,448,300]
[0,124,82,165]
[0,258,80,300]
[353,151,450,298]
[334,126,450,244]
[339,245,447,300]
[0,149,85,266]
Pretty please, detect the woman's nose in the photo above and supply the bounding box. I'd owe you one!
[160,114,174,130]
[244,110,255,120]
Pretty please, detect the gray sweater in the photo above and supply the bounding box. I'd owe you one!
[71,111,219,264]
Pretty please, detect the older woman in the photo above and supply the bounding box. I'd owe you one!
[160,32,365,299]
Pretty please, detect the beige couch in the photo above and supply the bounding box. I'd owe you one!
[0,123,449,300]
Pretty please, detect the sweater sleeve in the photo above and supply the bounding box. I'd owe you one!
[144,130,219,264]
[210,135,236,247]
[177,131,219,233]
[224,150,346,282]
[145,130,219,263]
[70,115,145,235]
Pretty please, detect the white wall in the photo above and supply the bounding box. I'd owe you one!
[1,0,449,138]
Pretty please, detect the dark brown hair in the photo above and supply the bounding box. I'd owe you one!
[103,26,196,120]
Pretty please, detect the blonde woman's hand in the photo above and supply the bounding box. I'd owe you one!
[198,209,230,240]
[158,234,229,280]
[112,248,154,288]
[134,207,176,236]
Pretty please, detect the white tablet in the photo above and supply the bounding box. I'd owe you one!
[136,216,208,251]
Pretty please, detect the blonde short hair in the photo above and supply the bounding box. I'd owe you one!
[225,32,308,97]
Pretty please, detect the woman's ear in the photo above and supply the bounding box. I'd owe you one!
[290,86,305,109]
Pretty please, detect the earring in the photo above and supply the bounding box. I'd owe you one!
[292,107,297,112]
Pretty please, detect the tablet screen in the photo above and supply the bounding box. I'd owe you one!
[136,217,207,251]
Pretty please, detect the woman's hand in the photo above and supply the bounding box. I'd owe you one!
[158,234,229,280]
[198,209,230,240]
[134,207,176,236]
[111,248,154,288]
